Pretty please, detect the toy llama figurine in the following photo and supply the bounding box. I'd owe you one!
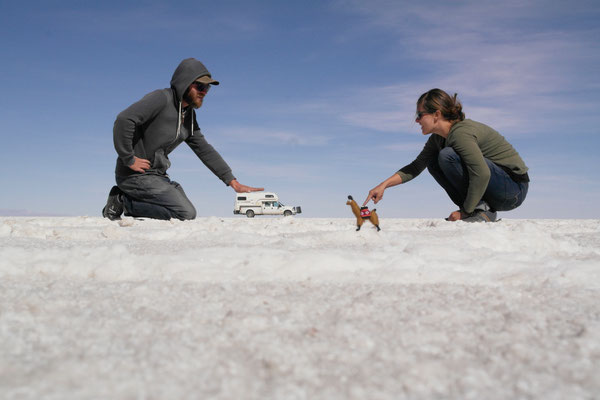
[346,195,381,231]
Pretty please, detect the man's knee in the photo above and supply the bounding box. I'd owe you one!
[174,204,197,220]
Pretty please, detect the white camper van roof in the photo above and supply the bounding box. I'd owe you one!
[236,191,278,201]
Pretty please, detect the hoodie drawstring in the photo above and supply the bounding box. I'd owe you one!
[176,101,182,141]
[176,100,195,141]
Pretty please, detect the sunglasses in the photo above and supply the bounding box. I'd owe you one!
[193,82,211,92]
[415,111,431,120]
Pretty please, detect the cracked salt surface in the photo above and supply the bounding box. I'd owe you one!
[1,217,599,399]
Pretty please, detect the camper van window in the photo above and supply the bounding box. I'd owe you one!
[237,197,247,201]
[266,195,275,198]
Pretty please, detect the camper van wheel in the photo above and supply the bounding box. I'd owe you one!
[283,210,292,217]
[246,210,255,218]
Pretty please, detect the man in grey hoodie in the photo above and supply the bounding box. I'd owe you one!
[102,58,263,220]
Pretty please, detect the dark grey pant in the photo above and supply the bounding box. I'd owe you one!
[116,174,196,220]
[427,147,528,212]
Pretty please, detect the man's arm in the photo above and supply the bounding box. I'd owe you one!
[185,128,237,184]
[113,90,167,168]
[186,121,263,191]
[187,133,264,191]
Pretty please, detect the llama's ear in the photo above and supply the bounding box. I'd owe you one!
[348,195,353,200]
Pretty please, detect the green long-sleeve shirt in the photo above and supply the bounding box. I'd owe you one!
[397,119,529,213]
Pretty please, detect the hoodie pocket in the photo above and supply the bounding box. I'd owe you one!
[152,148,171,175]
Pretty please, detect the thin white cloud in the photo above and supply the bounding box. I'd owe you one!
[218,158,327,181]
[341,111,404,133]
[329,0,600,135]
[217,126,331,147]
[382,142,427,152]
[43,3,265,41]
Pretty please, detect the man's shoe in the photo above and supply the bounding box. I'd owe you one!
[463,209,497,223]
[102,186,124,220]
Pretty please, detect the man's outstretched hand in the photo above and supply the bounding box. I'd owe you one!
[229,179,264,193]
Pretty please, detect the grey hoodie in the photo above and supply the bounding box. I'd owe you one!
[113,58,235,185]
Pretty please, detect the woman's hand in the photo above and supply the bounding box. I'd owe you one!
[363,183,386,206]
[363,173,403,206]
[446,210,470,221]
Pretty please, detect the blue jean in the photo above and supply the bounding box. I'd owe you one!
[116,174,196,220]
[427,147,528,212]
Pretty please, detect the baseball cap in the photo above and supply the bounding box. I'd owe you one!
[195,75,220,86]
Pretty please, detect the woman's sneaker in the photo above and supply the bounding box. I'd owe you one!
[102,186,124,220]
[463,209,497,223]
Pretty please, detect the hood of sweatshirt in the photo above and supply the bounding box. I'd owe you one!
[170,58,215,102]
[169,58,218,140]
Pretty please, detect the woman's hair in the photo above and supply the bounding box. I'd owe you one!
[417,88,465,123]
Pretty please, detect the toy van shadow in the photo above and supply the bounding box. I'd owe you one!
[234,192,302,218]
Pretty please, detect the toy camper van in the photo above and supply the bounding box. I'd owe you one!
[234,191,302,218]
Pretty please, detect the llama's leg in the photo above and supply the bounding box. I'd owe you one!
[370,216,380,231]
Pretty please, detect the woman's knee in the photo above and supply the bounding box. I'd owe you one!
[438,147,460,165]
[436,147,469,183]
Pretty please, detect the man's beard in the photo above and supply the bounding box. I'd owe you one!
[184,93,203,109]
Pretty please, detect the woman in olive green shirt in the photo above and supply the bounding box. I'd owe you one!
[364,89,529,222]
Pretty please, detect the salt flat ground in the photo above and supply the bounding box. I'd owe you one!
[1,217,599,399]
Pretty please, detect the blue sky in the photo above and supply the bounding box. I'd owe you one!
[1,0,599,218]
